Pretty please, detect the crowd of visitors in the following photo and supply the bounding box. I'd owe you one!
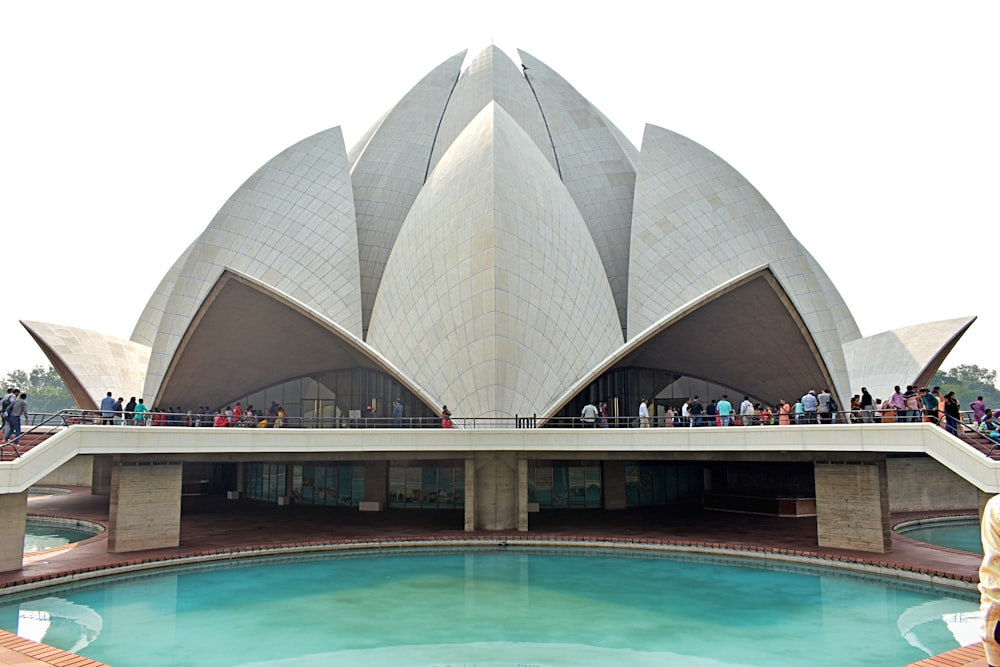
[624,384,981,436]
[76,396,290,428]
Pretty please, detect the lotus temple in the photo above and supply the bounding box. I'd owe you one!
[0,46,991,574]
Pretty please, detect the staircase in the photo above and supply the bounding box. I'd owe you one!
[0,431,54,462]
[956,425,1000,460]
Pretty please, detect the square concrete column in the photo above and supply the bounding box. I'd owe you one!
[470,452,522,531]
[603,461,627,510]
[91,455,113,496]
[464,458,476,532]
[108,460,183,553]
[815,461,891,553]
[363,460,387,504]
[0,491,27,573]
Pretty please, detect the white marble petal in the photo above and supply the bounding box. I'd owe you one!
[22,321,150,409]
[368,103,622,418]
[143,127,361,401]
[629,123,861,399]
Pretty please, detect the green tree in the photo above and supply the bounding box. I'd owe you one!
[0,365,76,414]
[932,366,1000,410]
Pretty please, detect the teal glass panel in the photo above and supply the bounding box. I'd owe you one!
[625,465,639,507]
[338,467,352,506]
[585,466,601,508]
[388,466,405,508]
[552,467,568,508]
[405,467,422,505]
[422,467,438,508]
[568,467,585,508]
[301,465,314,504]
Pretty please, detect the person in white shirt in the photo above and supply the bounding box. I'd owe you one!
[740,396,754,426]
[580,401,598,427]
[638,399,650,428]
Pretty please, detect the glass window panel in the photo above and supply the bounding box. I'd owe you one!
[585,466,601,508]
[625,464,639,507]
[552,467,568,509]
[568,467,586,508]
[338,466,352,506]
[313,466,327,505]
[405,467,422,505]
[422,467,438,508]
[389,466,405,508]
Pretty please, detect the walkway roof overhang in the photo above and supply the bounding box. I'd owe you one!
[543,266,837,416]
[156,268,441,412]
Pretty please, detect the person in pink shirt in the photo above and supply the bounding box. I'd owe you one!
[972,396,988,426]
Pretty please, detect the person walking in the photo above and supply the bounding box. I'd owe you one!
[638,399,650,428]
[100,391,115,425]
[4,392,28,445]
[580,400,598,427]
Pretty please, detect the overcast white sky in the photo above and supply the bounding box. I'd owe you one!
[1,1,996,387]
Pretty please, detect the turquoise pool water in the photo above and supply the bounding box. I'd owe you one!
[897,518,983,554]
[23,518,101,554]
[0,549,980,667]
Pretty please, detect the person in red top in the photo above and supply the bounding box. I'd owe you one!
[214,410,229,427]
[232,403,243,426]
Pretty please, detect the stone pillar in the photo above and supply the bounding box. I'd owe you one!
[91,455,113,495]
[464,458,476,532]
[108,460,183,553]
[603,461,627,510]
[363,460,387,504]
[0,491,27,573]
[815,461,891,553]
[471,451,520,531]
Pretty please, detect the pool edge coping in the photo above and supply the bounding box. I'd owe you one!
[0,535,979,597]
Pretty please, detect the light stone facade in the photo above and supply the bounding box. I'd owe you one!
[21,46,974,417]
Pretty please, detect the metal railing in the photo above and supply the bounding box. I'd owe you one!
[0,408,83,459]
[10,407,984,431]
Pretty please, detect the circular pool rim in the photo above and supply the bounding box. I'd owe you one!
[23,515,106,556]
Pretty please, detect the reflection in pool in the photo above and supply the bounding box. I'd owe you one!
[23,518,103,554]
[0,549,981,667]
[896,518,983,554]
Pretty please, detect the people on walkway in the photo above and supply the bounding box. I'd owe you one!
[597,401,609,428]
[717,395,733,427]
[801,390,818,424]
[688,396,703,427]
[392,399,404,428]
[638,399,650,428]
[4,392,27,444]
[100,391,115,425]
[581,400,598,427]
[739,396,754,426]
[861,387,875,423]
[133,398,149,425]
[441,405,453,429]
[944,391,961,436]
[972,396,988,426]
[817,389,832,424]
